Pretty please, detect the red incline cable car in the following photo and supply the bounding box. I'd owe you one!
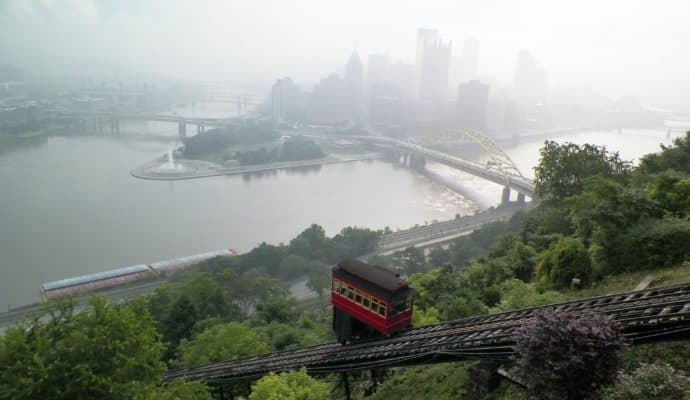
[332,260,415,343]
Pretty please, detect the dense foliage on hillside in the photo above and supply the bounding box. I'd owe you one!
[1,132,688,399]
[365,132,690,399]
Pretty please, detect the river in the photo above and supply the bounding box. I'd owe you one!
[0,112,684,307]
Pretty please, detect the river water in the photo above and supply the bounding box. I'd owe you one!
[0,112,683,307]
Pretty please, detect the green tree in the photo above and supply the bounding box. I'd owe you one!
[255,296,300,324]
[289,224,328,261]
[427,247,451,267]
[149,380,213,400]
[505,242,538,282]
[608,217,690,272]
[648,173,690,217]
[412,307,441,327]
[326,227,379,262]
[306,260,330,309]
[535,237,592,289]
[0,297,165,400]
[392,246,426,274]
[278,254,308,280]
[179,322,268,367]
[490,279,567,313]
[255,321,322,351]
[639,131,690,175]
[448,236,483,267]
[160,294,199,357]
[249,369,329,400]
[602,362,690,400]
[534,141,631,201]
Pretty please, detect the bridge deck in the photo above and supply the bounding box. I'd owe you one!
[356,136,535,196]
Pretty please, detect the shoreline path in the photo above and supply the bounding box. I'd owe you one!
[131,153,382,180]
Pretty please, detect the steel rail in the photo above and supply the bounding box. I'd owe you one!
[165,281,690,385]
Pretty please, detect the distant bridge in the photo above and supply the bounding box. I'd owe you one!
[354,135,535,200]
[45,109,241,137]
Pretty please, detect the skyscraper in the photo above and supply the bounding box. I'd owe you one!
[460,38,479,82]
[419,38,451,101]
[271,77,306,123]
[366,54,391,87]
[457,80,489,131]
[344,50,365,122]
[415,28,438,98]
[513,50,548,106]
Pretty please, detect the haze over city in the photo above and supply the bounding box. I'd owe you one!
[1,1,690,398]
[2,0,690,109]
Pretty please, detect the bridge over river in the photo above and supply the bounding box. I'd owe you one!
[45,109,243,137]
[353,135,536,201]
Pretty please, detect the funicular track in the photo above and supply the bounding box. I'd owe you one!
[166,281,690,385]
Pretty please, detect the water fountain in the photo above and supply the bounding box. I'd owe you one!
[149,147,186,174]
[168,148,176,169]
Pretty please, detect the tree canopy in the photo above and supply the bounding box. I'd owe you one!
[0,297,165,400]
[534,141,631,201]
[249,369,330,400]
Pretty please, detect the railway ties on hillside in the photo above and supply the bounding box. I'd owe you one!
[165,281,690,386]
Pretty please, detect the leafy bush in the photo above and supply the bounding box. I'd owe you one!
[639,131,690,175]
[602,362,690,400]
[179,322,268,367]
[249,369,329,400]
[535,237,592,289]
[608,217,690,273]
[513,311,625,400]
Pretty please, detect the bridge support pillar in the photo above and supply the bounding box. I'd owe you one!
[501,187,511,206]
[109,117,119,135]
[402,153,408,166]
[517,192,526,204]
[178,121,186,138]
[409,154,426,171]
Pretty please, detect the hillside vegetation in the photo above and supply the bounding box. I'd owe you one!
[0,132,688,399]
[363,132,690,399]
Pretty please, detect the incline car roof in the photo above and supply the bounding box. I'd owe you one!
[334,260,408,292]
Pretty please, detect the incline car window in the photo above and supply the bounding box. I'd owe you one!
[332,278,388,317]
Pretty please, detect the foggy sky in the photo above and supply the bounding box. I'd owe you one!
[1,0,689,109]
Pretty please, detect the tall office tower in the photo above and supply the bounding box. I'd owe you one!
[308,73,348,124]
[271,77,306,123]
[419,38,452,101]
[513,50,548,106]
[460,38,479,81]
[367,54,391,87]
[271,78,289,122]
[415,28,438,98]
[457,80,490,131]
[344,50,365,122]
[389,62,414,99]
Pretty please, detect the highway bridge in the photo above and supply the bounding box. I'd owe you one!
[45,109,243,136]
[354,135,536,199]
[377,204,532,253]
[166,281,690,387]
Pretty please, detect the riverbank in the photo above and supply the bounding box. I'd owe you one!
[131,152,383,180]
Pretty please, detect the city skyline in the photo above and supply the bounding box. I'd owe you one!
[2,0,690,109]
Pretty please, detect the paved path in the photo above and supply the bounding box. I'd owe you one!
[131,154,382,180]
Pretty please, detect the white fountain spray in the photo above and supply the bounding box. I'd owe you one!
[168,148,176,170]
